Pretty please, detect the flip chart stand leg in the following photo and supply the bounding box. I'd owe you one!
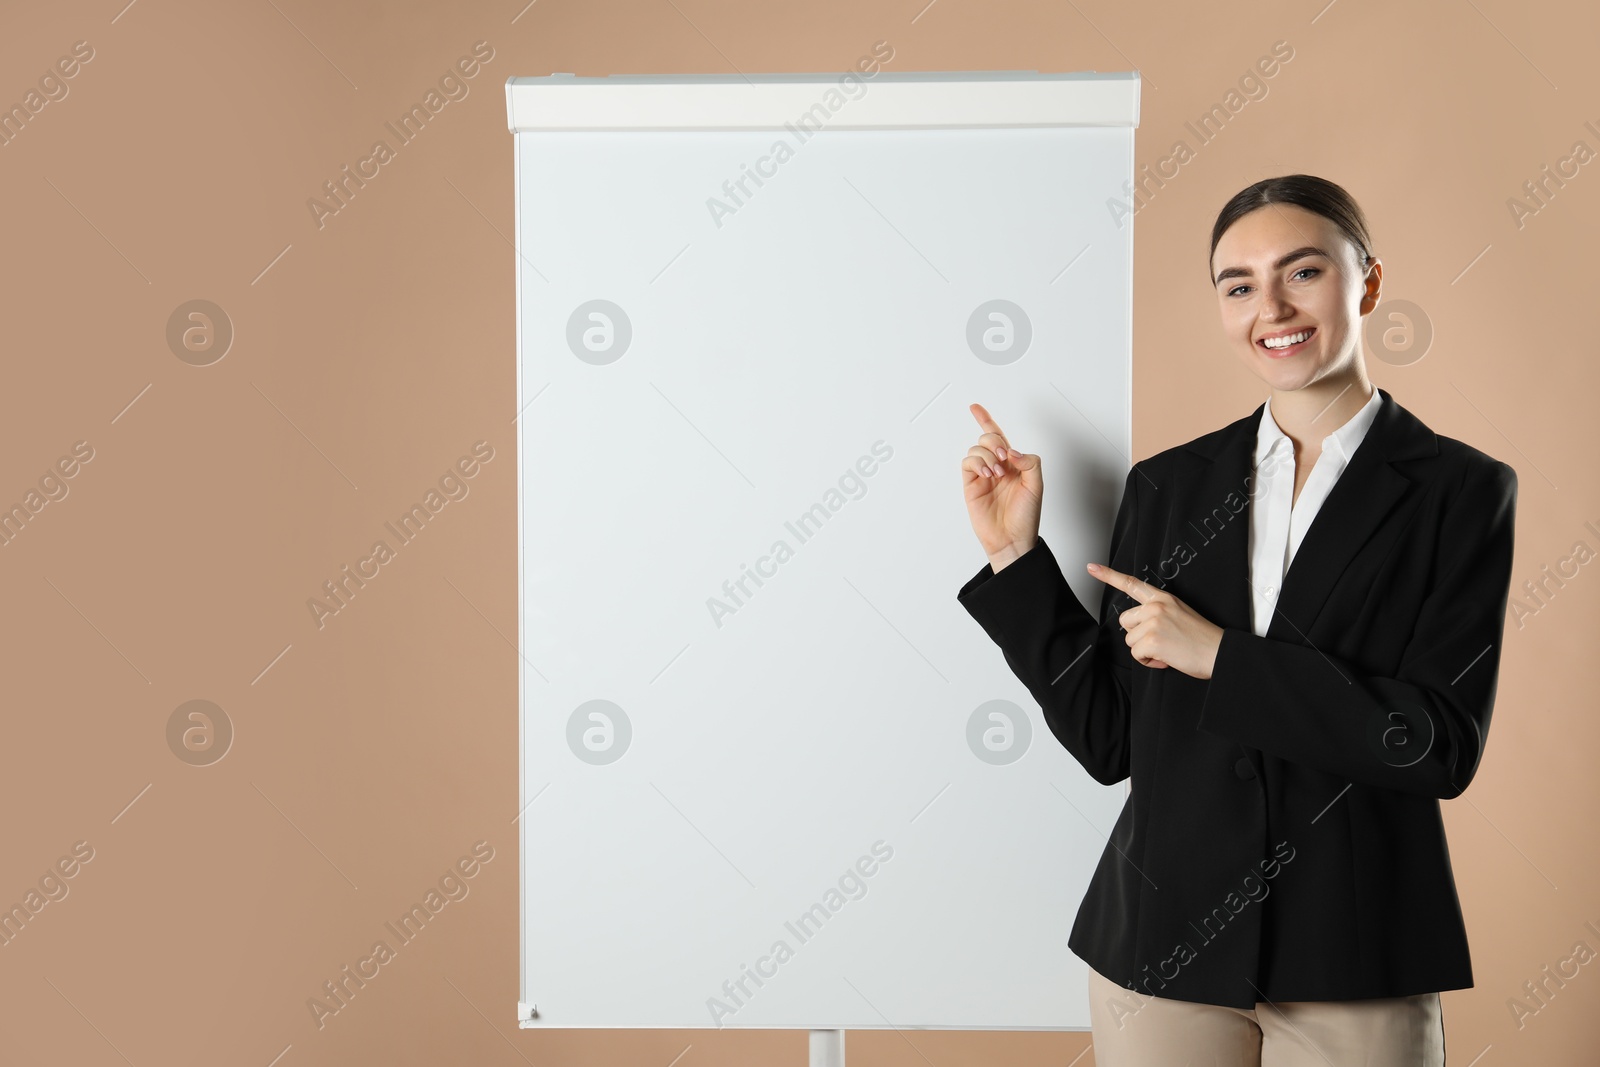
[809,1029,844,1067]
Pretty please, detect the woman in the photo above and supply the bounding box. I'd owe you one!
[955,175,1518,1066]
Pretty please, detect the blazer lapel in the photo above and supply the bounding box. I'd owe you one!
[1170,388,1437,645]
[1162,412,1257,632]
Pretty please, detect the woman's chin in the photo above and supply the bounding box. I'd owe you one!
[1242,351,1312,389]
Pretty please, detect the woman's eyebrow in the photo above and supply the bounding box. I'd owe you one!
[1213,245,1330,286]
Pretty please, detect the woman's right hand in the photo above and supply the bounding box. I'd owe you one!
[961,403,1043,571]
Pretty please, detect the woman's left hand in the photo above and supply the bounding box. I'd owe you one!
[1086,563,1225,679]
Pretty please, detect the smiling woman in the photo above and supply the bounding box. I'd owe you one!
[1208,177,1380,417]
[958,174,1519,1067]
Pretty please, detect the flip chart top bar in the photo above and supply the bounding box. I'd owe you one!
[504,70,1141,132]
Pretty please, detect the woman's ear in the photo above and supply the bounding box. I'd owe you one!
[1359,256,1383,315]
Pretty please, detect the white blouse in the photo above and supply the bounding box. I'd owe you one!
[1248,386,1383,637]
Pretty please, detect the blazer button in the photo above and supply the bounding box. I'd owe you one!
[1234,758,1256,780]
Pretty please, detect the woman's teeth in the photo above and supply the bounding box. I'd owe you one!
[1260,328,1314,351]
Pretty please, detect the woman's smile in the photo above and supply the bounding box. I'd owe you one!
[1256,325,1317,358]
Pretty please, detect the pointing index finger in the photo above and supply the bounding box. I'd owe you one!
[1087,563,1154,603]
[969,402,1008,443]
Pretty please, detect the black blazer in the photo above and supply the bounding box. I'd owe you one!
[957,388,1518,1009]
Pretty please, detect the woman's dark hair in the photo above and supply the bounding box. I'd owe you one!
[1208,175,1373,285]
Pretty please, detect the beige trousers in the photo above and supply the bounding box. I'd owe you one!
[1088,966,1445,1066]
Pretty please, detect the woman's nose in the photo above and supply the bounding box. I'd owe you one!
[1258,289,1295,320]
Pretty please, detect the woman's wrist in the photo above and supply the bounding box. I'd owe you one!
[988,536,1037,574]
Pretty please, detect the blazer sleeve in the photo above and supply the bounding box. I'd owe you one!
[956,466,1142,786]
[1197,457,1518,799]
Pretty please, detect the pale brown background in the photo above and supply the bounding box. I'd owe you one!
[2,0,1596,1064]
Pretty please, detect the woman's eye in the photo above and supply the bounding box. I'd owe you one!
[1226,267,1320,297]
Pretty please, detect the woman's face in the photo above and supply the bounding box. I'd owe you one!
[1210,203,1380,392]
